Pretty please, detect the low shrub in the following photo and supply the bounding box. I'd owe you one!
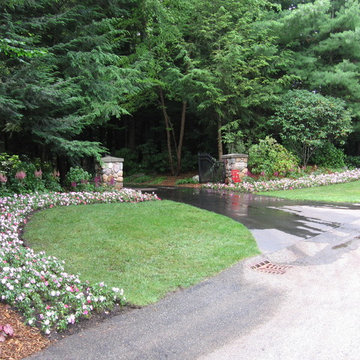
[346,155,360,168]
[311,142,346,168]
[65,166,93,191]
[175,177,198,185]
[248,137,299,178]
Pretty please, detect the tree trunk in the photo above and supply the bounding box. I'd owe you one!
[176,100,187,175]
[217,115,223,160]
[159,88,175,175]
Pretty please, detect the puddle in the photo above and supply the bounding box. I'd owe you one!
[151,187,360,253]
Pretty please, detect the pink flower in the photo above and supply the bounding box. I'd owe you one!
[0,173,7,183]
[71,182,77,188]
[34,169,42,178]
[15,171,26,180]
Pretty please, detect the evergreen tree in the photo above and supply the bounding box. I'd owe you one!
[277,0,360,153]
[0,0,142,162]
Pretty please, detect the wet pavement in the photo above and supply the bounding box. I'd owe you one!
[152,187,360,252]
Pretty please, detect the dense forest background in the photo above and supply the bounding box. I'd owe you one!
[1,0,360,176]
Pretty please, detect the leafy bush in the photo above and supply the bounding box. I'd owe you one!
[248,137,299,177]
[65,166,93,191]
[311,142,346,168]
[346,155,360,168]
[175,177,199,185]
[271,90,352,166]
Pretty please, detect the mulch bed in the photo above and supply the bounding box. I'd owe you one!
[0,303,138,360]
[0,303,50,360]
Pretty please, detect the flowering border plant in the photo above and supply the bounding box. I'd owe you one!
[204,169,360,193]
[0,189,159,334]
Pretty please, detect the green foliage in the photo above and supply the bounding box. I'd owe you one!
[188,0,294,148]
[276,0,360,150]
[0,0,143,162]
[175,177,198,185]
[115,144,193,175]
[346,155,360,168]
[0,153,61,195]
[271,90,353,166]
[221,121,245,154]
[311,142,346,168]
[1,0,360,168]
[0,153,21,174]
[65,166,92,191]
[248,136,299,177]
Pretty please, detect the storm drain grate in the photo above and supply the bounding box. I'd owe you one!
[250,260,292,275]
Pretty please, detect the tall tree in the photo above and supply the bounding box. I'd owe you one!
[184,0,294,158]
[0,0,142,162]
[277,0,360,153]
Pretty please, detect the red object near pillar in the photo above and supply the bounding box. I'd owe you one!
[231,169,241,183]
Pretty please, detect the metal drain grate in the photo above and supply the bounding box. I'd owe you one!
[250,260,292,275]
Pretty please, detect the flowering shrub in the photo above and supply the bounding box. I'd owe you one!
[0,153,61,195]
[0,189,160,334]
[204,169,360,193]
[65,166,92,191]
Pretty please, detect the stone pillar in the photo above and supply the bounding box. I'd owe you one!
[221,153,248,184]
[100,156,124,189]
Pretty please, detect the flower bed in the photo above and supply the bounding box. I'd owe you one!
[0,190,159,335]
[204,169,360,193]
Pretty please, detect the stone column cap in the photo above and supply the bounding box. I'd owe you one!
[101,155,124,163]
[221,153,248,159]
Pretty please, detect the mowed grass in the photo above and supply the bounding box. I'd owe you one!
[24,200,258,305]
[258,180,360,203]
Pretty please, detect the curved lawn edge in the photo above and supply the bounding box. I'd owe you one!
[25,200,259,306]
[0,190,159,335]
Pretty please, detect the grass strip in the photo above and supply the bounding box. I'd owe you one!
[24,200,258,305]
[258,180,360,203]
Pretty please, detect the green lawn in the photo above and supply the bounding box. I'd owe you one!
[258,180,360,203]
[24,200,258,305]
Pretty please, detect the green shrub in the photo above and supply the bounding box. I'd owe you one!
[65,166,93,191]
[175,177,198,185]
[248,137,299,177]
[346,155,360,169]
[311,142,346,168]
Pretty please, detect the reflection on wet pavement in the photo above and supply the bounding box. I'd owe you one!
[152,187,360,253]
